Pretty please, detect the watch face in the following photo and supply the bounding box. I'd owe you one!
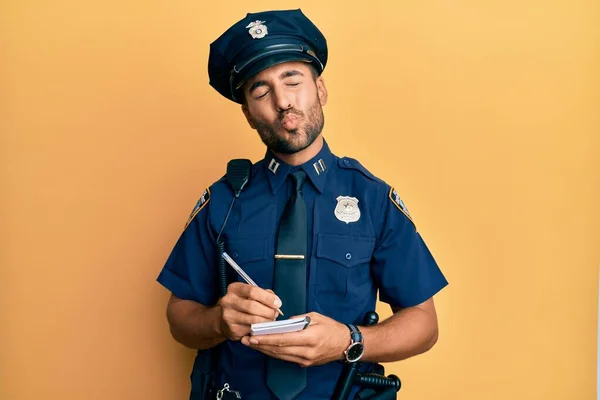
[346,343,364,363]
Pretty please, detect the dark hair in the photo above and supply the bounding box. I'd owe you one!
[306,62,320,80]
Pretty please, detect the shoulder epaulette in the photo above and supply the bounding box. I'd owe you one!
[251,160,263,179]
[337,157,383,184]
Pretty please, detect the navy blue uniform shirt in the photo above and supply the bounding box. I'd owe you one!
[157,140,448,399]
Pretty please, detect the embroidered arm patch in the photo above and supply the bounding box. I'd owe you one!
[184,187,210,229]
[389,187,413,223]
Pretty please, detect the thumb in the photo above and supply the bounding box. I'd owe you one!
[287,313,312,324]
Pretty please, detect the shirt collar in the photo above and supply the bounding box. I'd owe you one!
[263,138,334,194]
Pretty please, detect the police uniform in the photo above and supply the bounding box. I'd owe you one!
[157,9,448,400]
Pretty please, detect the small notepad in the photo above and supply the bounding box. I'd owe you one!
[250,316,311,336]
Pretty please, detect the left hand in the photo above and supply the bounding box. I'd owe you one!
[240,312,349,367]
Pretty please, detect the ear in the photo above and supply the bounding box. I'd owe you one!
[316,76,328,106]
[241,104,256,129]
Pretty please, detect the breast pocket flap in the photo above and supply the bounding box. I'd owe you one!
[316,234,375,268]
[227,237,267,265]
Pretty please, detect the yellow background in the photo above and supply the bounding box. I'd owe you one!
[2,1,599,399]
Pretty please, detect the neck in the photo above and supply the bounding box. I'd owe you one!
[273,135,324,167]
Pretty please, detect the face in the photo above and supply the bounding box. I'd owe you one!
[242,61,328,155]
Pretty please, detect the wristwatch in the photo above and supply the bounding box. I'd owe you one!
[343,324,365,363]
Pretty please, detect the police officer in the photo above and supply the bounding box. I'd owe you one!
[157,9,448,400]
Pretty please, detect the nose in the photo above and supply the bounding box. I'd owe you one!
[272,86,293,112]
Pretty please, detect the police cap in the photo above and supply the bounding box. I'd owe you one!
[208,9,328,103]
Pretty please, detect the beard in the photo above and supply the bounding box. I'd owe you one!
[249,96,325,155]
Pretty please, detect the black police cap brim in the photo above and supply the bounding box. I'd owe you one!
[231,52,322,103]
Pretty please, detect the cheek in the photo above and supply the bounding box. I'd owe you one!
[248,104,276,124]
[298,87,319,109]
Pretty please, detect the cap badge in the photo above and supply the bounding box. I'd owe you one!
[334,196,361,224]
[246,20,268,39]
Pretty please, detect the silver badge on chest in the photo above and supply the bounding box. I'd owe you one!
[334,196,361,224]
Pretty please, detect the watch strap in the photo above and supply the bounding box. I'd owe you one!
[346,324,362,343]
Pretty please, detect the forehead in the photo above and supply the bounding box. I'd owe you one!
[246,61,312,84]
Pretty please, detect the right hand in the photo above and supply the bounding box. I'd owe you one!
[218,282,282,341]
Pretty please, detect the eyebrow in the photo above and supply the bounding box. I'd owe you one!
[247,69,305,94]
[248,80,267,94]
[280,70,304,79]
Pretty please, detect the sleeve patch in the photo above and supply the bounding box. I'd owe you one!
[389,187,413,222]
[184,187,210,229]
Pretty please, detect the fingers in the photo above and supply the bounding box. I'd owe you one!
[224,309,276,326]
[220,310,276,341]
[228,282,282,311]
[219,283,282,341]
[230,297,279,320]
[222,285,280,321]
[240,336,319,367]
[288,312,319,323]
[237,312,339,367]
[255,345,315,360]
[242,335,310,349]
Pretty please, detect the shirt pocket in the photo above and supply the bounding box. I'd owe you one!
[315,233,375,309]
[226,236,271,289]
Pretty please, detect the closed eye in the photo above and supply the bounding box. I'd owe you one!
[255,90,270,99]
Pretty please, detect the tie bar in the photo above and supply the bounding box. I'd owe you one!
[274,254,305,260]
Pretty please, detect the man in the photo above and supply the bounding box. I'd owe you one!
[157,9,448,400]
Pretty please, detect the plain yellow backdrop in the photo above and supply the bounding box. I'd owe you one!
[2,1,599,399]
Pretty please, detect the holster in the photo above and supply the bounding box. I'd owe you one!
[189,346,220,400]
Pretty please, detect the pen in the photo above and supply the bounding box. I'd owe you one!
[222,251,284,316]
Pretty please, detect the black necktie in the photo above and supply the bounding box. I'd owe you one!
[266,170,307,400]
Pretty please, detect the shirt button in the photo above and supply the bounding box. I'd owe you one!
[346,253,352,260]
[232,252,239,258]
[344,159,350,164]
